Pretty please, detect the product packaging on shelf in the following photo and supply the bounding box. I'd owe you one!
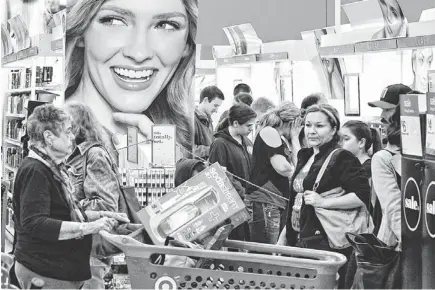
[119,167,176,207]
[138,162,249,245]
[429,70,435,93]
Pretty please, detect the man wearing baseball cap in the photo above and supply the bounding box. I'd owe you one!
[368,84,412,124]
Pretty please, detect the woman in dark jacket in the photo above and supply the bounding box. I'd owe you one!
[209,103,257,241]
[13,105,127,289]
[277,104,371,289]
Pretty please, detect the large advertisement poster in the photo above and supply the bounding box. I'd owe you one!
[410,48,433,93]
[64,0,197,169]
[302,28,346,100]
[372,0,408,40]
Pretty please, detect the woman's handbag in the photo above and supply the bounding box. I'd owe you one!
[312,149,374,249]
[345,232,400,289]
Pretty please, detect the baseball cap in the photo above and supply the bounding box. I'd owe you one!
[368,84,412,109]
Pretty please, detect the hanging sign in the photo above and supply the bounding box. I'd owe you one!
[400,94,423,158]
[426,93,435,157]
[151,124,176,167]
[127,126,138,164]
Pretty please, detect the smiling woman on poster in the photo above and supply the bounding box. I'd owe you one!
[411,48,433,93]
[65,0,197,168]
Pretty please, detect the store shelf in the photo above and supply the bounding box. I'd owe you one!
[319,44,356,57]
[6,88,32,94]
[35,88,62,95]
[4,164,18,173]
[319,34,435,58]
[6,87,62,95]
[216,52,289,66]
[4,138,22,147]
[397,34,435,49]
[1,45,62,68]
[5,113,26,119]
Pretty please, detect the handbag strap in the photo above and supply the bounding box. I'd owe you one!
[312,148,341,192]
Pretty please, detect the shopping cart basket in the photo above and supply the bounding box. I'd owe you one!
[100,230,347,289]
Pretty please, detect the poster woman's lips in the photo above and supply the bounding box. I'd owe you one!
[111,66,157,91]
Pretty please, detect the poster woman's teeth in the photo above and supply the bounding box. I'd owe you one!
[113,68,154,80]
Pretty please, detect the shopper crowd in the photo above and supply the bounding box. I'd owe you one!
[8,81,410,289]
[193,82,410,289]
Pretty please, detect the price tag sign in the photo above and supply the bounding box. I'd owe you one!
[400,94,423,158]
[426,93,435,157]
[429,70,435,93]
[151,124,176,167]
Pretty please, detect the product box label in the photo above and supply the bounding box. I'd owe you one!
[138,163,248,245]
[426,93,435,157]
[429,70,435,93]
[400,94,423,158]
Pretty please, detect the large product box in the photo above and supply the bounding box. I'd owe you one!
[138,163,249,245]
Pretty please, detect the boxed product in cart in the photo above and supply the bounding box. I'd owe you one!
[137,162,249,245]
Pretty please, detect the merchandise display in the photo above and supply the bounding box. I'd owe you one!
[138,163,249,245]
[120,167,176,207]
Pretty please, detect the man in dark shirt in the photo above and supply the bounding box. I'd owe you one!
[194,86,224,159]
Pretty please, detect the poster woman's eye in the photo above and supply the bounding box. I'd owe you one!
[155,21,180,31]
[99,16,126,27]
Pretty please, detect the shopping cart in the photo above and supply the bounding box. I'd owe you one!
[100,230,347,290]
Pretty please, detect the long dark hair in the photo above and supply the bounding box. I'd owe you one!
[216,103,257,132]
[342,120,382,154]
[387,105,401,147]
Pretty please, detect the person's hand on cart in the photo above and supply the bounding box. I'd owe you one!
[87,217,118,234]
[85,211,130,223]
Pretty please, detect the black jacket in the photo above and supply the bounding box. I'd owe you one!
[209,129,253,198]
[194,108,214,159]
[286,140,370,245]
[13,158,92,281]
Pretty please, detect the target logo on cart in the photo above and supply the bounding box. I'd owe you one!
[155,276,176,290]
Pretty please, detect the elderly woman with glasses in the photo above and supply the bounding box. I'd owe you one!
[12,104,128,289]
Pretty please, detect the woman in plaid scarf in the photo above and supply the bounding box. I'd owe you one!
[12,104,128,289]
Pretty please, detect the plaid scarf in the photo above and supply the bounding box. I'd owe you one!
[29,145,88,223]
